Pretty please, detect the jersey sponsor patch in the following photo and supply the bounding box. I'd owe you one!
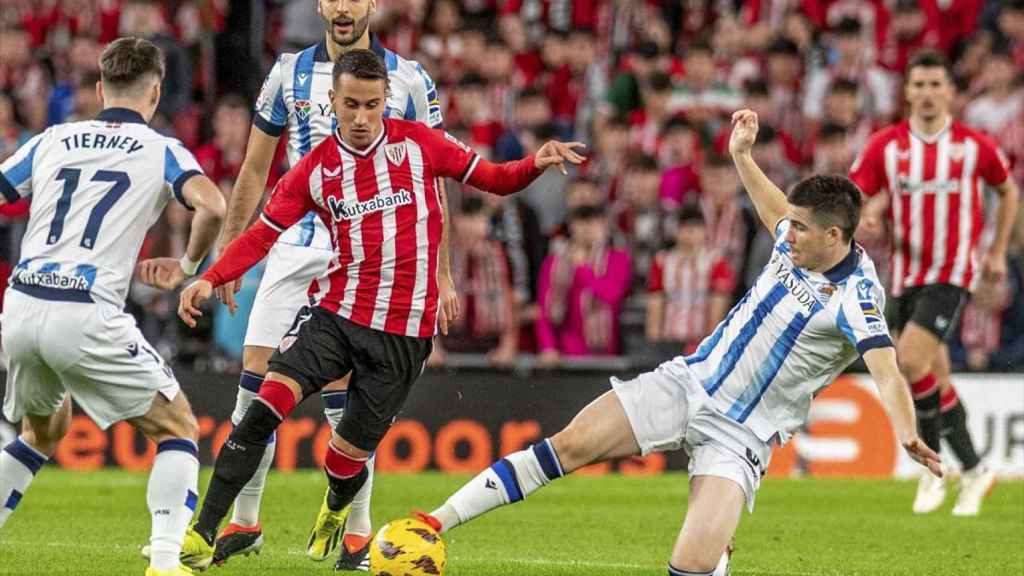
[294,99,312,120]
[860,301,883,323]
[327,189,414,221]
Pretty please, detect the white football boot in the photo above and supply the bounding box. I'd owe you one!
[952,465,996,517]
[912,471,947,514]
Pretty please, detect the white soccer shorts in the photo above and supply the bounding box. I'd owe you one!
[1,289,180,430]
[244,241,333,349]
[611,361,772,512]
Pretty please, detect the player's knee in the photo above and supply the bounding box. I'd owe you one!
[242,346,273,375]
[329,432,371,461]
[233,400,284,445]
[19,423,64,456]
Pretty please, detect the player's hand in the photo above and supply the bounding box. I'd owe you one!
[535,141,587,175]
[902,438,943,478]
[728,109,759,157]
[137,258,187,291]
[178,279,213,328]
[539,349,560,368]
[437,275,460,336]
[215,278,242,316]
[980,248,1008,284]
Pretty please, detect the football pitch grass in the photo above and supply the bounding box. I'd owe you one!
[0,469,1021,575]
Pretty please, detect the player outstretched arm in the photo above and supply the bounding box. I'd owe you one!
[460,139,587,194]
[862,346,943,477]
[137,174,227,291]
[728,109,790,233]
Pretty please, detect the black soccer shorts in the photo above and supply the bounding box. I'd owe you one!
[267,306,433,451]
[888,283,968,341]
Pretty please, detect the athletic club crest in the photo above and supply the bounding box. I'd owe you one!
[385,142,407,166]
[294,99,312,120]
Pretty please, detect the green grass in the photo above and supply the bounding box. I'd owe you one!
[0,470,1021,575]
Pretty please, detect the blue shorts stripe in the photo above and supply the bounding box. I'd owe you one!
[321,391,347,410]
[157,438,199,458]
[532,440,564,481]
[4,489,24,511]
[239,371,264,393]
[491,459,523,503]
[4,439,47,475]
[185,490,199,512]
[11,283,94,303]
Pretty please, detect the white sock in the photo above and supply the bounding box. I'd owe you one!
[229,371,274,528]
[432,439,564,532]
[321,390,374,538]
[344,454,374,538]
[0,437,48,529]
[148,439,199,571]
[230,434,275,527]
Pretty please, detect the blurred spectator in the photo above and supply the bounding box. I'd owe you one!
[67,71,103,122]
[481,36,519,127]
[813,123,854,175]
[537,204,631,365]
[606,42,660,117]
[764,37,807,142]
[194,94,252,189]
[612,154,668,287]
[630,71,673,156]
[0,93,31,161]
[585,114,629,200]
[646,206,735,355]
[448,73,504,157]
[668,39,741,136]
[658,116,700,208]
[431,197,519,367]
[803,17,896,124]
[1000,0,1024,69]
[698,153,756,282]
[483,189,547,309]
[878,0,941,73]
[964,47,1022,136]
[120,0,192,122]
[816,77,873,154]
[494,86,553,161]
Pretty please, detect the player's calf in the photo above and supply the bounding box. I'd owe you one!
[0,402,71,529]
[193,377,299,545]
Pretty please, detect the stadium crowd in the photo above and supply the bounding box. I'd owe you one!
[0,0,1022,372]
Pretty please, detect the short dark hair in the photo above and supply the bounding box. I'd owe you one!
[743,79,770,97]
[818,122,847,141]
[677,205,705,226]
[702,152,732,168]
[906,49,952,80]
[662,115,692,135]
[460,195,486,215]
[686,39,714,57]
[627,153,659,173]
[787,175,863,241]
[832,17,862,37]
[569,204,605,222]
[768,37,800,57]
[333,49,390,91]
[648,72,673,93]
[99,37,164,92]
[828,78,859,96]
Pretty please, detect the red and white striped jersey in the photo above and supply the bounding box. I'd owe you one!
[647,250,735,346]
[849,119,1010,295]
[243,118,539,339]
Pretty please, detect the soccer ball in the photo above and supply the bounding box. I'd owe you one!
[369,518,447,576]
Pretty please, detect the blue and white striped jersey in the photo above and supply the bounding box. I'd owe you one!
[253,36,443,251]
[0,108,201,307]
[669,219,894,444]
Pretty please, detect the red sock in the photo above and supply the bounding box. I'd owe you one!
[257,379,298,419]
[325,442,367,479]
[940,386,959,413]
[911,373,938,399]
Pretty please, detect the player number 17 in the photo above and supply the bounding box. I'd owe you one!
[47,168,130,249]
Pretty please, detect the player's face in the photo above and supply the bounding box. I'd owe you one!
[786,206,840,270]
[906,66,953,122]
[319,0,374,47]
[332,75,387,149]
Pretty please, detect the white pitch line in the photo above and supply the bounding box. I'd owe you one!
[0,540,841,576]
